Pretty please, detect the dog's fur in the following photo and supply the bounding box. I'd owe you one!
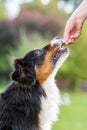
[0,37,69,130]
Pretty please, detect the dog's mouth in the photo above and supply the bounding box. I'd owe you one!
[48,36,69,65]
[52,48,68,65]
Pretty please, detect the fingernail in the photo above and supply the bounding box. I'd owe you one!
[63,39,67,44]
[66,42,69,45]
[64,41,68,45]
[70,35,74,38]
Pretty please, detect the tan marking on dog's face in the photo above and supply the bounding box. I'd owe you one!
[35,44,59,84]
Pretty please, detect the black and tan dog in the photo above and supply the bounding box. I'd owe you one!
[0,36,69,130]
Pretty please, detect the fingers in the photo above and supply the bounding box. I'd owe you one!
[63,20,82,45]
[63,23,70,44]
[63,38,75,45]
[63,31,75,45]
[63,29,81,45]
[63,32,69,44]
[63,15,82,45]
[63,21,74,45]
[70,31,81,39]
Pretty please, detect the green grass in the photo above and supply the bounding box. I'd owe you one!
[52,92,87,130]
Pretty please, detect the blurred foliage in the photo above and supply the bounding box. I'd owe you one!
[9,32,48,58]
[0,21,20,79]
[0,2,6,20]
[60,0,82,9]
[70,21,87,80]
[22,0,82,13]
[15,9,64,38]
[0,22,19,55]
[22,0,58,14]
[0,0,18,78]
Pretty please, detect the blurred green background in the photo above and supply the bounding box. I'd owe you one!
[0,0,87,130]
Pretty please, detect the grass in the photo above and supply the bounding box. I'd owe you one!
[52,92,87,130]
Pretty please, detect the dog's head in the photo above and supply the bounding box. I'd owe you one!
[12,36,69,85]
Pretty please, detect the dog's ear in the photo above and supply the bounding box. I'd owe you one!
[11,57,27,83]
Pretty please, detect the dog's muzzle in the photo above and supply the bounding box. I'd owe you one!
[51,36,64,48]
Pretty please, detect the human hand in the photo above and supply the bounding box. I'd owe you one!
[63,0,87,45]
[63,15,83,44]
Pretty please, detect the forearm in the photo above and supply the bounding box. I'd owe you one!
[74,0,87,22]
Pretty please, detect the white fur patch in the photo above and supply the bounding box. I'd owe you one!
[39,48,69,130]
[39,78,60,130]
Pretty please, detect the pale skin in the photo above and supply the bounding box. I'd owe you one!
[63,0,87,45]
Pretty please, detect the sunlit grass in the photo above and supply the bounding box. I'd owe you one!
[52,92,87,130]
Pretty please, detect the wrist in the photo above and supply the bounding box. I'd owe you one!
[78,0,87,20]
[83,0,87,4]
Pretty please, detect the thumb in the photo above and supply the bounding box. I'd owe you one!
[63,29,70,44]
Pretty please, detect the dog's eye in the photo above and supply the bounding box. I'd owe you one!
[36,50,42,56]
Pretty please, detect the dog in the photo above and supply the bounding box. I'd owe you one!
[0,36,69,130]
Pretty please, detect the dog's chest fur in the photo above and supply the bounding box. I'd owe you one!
[39,77,61,130]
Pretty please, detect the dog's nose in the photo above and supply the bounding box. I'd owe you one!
[51,36,64,47]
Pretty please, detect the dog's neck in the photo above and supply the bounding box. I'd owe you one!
[39,77,61,130]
